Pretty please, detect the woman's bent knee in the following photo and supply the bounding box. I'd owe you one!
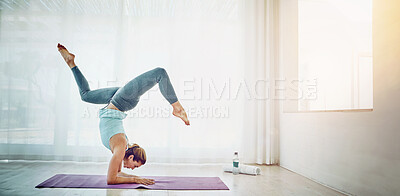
[155,67,167,75]
[81,93,89,102]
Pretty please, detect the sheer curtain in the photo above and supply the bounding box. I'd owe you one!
[0,0,277,164]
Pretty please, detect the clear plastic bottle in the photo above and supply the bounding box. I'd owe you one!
[233,151,239,175]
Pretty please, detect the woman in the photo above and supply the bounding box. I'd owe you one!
[57,43,190,185]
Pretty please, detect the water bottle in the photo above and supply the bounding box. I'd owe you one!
[233,151,239,175]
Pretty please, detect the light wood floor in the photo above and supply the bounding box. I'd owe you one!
[0,160,344,196]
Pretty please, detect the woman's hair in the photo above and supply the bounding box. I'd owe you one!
[124,143,146,164]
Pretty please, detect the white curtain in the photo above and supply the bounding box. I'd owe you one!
[0,0,278,164]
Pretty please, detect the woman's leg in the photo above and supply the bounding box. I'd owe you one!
[71,66,120,104]
[58,43,119,104]
[111,67,190,125]
[110,67,178,111]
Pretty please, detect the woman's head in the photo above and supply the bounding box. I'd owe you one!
[123,143,146,170]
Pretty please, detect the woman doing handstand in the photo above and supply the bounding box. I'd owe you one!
[57,43,190,185]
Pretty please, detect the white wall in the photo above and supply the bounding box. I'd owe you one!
[278,0,400,195]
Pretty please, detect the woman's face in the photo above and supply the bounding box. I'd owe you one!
[123,155,143,170]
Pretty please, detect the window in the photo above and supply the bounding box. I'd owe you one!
[297,0,373,111]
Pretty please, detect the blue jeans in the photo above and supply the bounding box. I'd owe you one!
[71,66,178,111]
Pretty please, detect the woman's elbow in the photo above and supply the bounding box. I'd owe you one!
[107,177,117,185]
[107,180,116,185]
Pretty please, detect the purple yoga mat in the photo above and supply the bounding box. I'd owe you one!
[35,174,229,190]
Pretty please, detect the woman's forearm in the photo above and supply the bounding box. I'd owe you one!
[109,175,155,185]
[117,171,138,178]
[108,176,137,185]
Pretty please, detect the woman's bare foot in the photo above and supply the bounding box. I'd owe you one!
[57,43,76,68]
[172,101,190,125]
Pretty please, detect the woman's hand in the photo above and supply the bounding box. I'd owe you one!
[134,177,155,185]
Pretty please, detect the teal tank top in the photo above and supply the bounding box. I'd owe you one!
[99,108,129,151]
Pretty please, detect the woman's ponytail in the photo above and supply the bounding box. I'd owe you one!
[124,143,146,164]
